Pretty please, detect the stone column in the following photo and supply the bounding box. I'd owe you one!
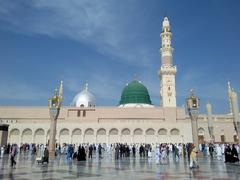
[119,135,122,143]
[230,91,240,142]
[82,135,84,144]
[49,108,60,157]
[95,135,97,144]
[131,135,134,144]
[155,134,158,144]
[107,134,109,145]
[190,113,199,148]
[206,102,214,142]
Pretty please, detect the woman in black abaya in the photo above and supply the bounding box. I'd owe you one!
[224,145,232,163]
[77,146,81,161]
[231,144,239,163]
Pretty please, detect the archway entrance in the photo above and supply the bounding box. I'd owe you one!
[198,135,204,144]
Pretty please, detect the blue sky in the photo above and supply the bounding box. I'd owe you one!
[0,0,240,114]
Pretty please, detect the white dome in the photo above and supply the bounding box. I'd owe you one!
[72,83,96,107]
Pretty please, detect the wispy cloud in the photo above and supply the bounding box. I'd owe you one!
[64,70,124,105]
[0,81,48,101]
[0,0,154,67]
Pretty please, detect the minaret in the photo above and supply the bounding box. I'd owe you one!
[227,81,233,114]
[85,82,89,91]
[158,17,177,107]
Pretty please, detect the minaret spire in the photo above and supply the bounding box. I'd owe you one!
[85,82,88,91]
[158,17,177,107]
[160,17,173,66]
[228,81,233,114]
[59,80,63,100]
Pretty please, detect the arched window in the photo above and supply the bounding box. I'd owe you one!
[35,129,45,136]
[170,128,180,135]
[60,128,69,135]
[72,129,81,135]
[134,128,143,135]
[121,128,130,135]
[146,128,155,135]
[22,129,32,135]
[109,128,118,135]
[10,129,20,135]
[85,128,94,135]
[97,128,106,135]
[158,128,167,135]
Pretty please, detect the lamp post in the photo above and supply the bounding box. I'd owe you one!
[206,102,214,143]
[186,90,200,148]
[48,81,63,157]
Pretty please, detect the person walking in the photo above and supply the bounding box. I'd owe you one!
[115,144,120,159]
[10,144,17,167]
[231,144,239,163]
[88,145,93,159]
[209,144,214,158]
[1,146,4,158]
[216,144,222,161]
[98,144,103,159]
[224,145,232,163]
[132,145,136,158]
[42,147,49,164]
[189,144,198,169]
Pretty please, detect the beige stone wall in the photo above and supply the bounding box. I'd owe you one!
[197,114,236,143]
[0,106,237,145]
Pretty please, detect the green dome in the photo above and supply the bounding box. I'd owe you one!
[119,80,152,105]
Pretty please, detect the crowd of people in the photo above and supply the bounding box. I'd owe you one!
[1,142,239,168]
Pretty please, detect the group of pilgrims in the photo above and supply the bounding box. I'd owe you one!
[1,142,239,168]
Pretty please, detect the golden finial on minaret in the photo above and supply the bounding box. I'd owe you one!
[48,81,63,108]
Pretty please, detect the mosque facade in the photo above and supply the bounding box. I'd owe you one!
[0,17,238,146]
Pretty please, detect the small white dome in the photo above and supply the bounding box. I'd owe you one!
[72,83,96,107]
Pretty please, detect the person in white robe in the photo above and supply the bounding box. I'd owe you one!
[155,145,160,164]
[216,144,222,160]
[1,146,4,158]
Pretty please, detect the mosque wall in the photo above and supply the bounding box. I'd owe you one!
[0,106,237,146]
[197,114,236,143]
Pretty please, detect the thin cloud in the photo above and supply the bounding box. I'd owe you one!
[0,0,154,67]
[0,81,49,101]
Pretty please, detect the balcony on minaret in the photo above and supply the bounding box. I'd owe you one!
[159,66,177,76]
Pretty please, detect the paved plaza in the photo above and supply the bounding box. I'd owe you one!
[0,153,239,180]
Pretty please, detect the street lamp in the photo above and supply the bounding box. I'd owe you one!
[48,81,63,157]
[186,90,200,148]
